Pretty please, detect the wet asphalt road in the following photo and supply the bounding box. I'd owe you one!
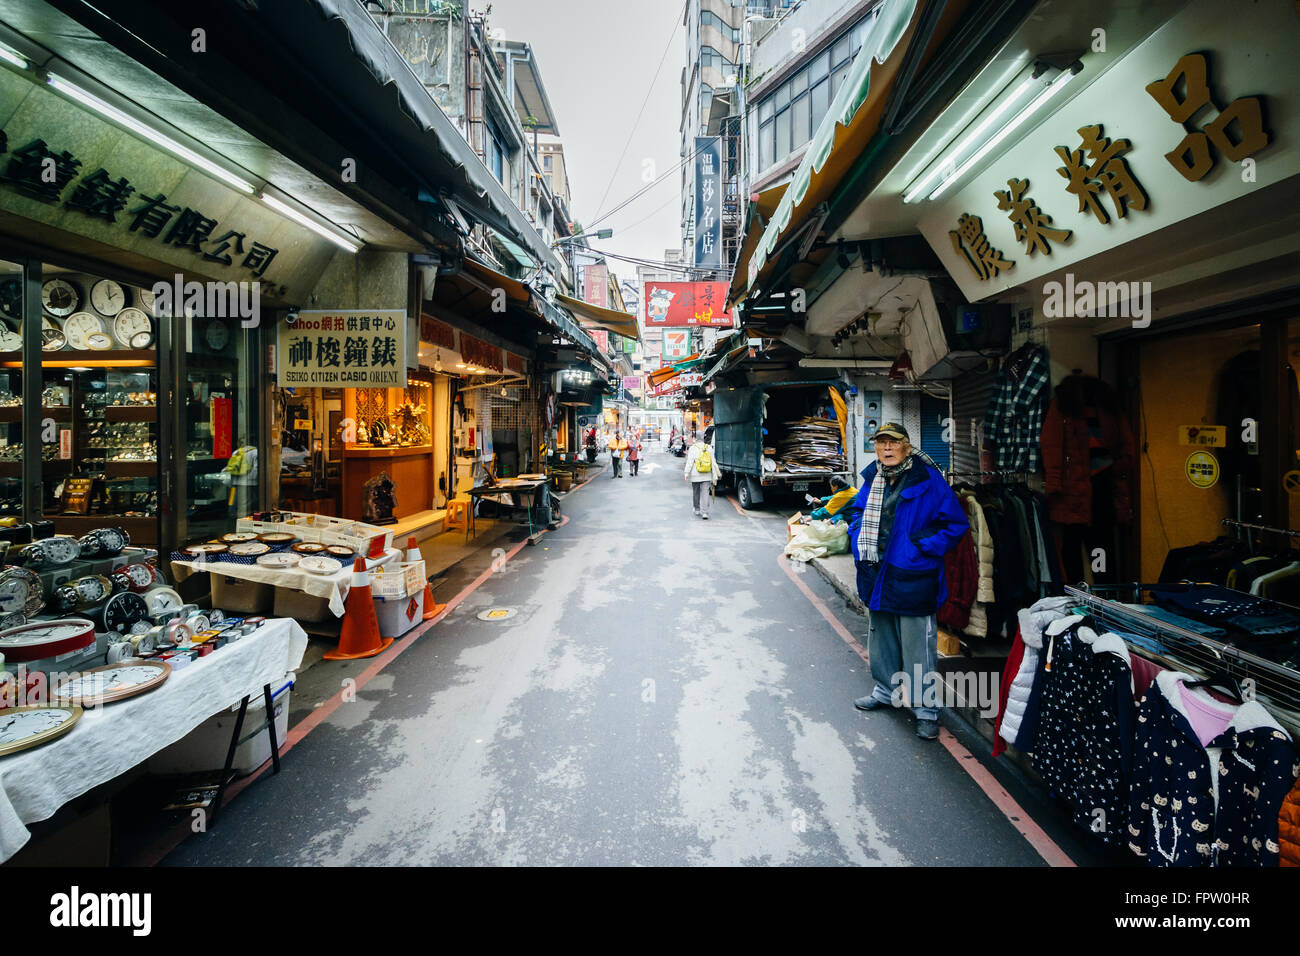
[162,444,1097,866]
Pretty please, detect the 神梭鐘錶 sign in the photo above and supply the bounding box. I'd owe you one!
[278,310,408,387]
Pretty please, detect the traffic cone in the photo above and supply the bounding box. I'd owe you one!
[406,536,445,621]
[324,557,394,660]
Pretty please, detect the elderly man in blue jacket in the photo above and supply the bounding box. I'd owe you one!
[845,423,969,739]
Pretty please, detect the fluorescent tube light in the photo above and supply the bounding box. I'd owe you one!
[798,358,894,369]
[903,76,1038,203]
[260,193,363,253]
[46,73,256,194]
[926,68,1078,201]
[0,43,28,70]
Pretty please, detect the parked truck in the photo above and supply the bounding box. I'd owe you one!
[712,381,852,509]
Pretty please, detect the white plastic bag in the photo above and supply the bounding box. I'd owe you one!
[784,518,849,562]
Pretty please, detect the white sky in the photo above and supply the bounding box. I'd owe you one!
[475,0,686,290]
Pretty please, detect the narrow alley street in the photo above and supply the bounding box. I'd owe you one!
[161,445,1096,867]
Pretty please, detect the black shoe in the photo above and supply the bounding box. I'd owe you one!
[854,695,889,712]
[916,719,940,740]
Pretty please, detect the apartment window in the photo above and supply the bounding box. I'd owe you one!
[755,15,869,173]
[543,153,553,171]
[700,10,740,43]
[699,46,735,73]
[486,111,508,184]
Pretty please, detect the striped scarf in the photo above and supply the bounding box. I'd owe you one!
[857,450,938,562]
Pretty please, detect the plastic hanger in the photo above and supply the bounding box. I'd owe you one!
[1183,669,1244,705]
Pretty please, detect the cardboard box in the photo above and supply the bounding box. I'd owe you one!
[210,574,274,615]
[273,586,332,623]
[786,512,807,543]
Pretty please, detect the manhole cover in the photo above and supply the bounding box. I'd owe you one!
[477,607,518,621]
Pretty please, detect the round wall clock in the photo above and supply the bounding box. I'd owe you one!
[52,659,170,706]
[100,591,148,634]
[41,327,67,351]
[0,326,19,351]
[0,618,95,663]
[292,542,324,555]
[112,307,152,348]
[299,556,342,576]
[0,277,21,320]
[62,312,107,350]
[205,319,230,352]
[257,552,300,569]
[220,532,259,544]
[143,587,183,616]
[228,541,269,557]
[256,532,296,545]
[0,705,83,757]
[182,543,227,557]
[41,278,81,317]
[90,279,126,317]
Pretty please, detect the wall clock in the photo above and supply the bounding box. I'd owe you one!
[90,279,126,317]
[62,312,107,350]
[52,660,170,706]
[0,618,95,663]
[41,278,80,317]
[113,307,152,348]
[0,705,83,757]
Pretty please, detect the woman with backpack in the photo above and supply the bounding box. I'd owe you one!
[683,426,721,518]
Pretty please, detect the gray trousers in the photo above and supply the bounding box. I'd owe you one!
[691,480,711,515]
[865,610,939,720]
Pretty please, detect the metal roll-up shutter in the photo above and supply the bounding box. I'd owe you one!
[919,394,951,469]
[950,367,998,476]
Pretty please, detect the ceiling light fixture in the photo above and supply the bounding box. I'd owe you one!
[925,64,1081,202]
[260,193,363,253]
[47,73,256,194]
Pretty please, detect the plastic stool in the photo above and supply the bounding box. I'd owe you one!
[444,497,470,532]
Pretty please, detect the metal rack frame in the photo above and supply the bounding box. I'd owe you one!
[1222,517,1300,540]
[945,470,1031,481]
[1065,584,1300,738]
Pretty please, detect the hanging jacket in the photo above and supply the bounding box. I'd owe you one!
[1040,374,1136,526]
[1280,777,1300,866]
[938,529,978,632]
[997,596,1076,756]
[1127,671,1299,867]
[845,458,969,616]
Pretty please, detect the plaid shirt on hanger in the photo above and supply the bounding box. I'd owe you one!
[985,346,1050,472]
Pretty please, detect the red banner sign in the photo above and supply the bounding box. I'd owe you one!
[419,313,455,349]
[211,397,233,459]
[460,333,503,372]
[644,281,733,327]
[583,264,608,308]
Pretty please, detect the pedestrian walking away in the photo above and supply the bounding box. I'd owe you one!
[627,433,642,476]
[609,429,627,478]
[843,423,969,740]
[684,425,721,518]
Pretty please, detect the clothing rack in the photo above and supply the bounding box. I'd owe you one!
[1222,518,1300,539]
[1065,584,1300,738]
[945,470,1030,482]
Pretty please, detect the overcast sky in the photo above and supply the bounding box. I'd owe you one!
[475,0,685,289]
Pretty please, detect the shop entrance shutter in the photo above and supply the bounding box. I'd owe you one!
[919,394,950,469]
[951,367,997,476]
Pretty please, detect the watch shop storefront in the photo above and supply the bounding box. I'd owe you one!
[0,58,340,555]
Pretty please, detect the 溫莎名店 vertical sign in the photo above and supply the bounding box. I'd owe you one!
[278,310,407,386]
[694,136,722,270]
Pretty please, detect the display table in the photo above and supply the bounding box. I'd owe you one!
[467,477,553,543]
[0,617,308,862]
[170,548,401,617]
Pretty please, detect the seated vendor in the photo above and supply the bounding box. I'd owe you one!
[811,476,858,522]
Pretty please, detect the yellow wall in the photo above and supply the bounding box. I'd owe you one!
[1138,325,1260,582]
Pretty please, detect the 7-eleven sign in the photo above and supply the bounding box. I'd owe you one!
[663,329,689,360]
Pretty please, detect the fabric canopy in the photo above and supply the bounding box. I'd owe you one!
[555,293,641,341]
[731,0,935,306]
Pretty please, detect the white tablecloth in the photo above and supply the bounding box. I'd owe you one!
[0,617,308,862]
[171,548,401,616]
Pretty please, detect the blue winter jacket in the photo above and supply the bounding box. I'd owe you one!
[845,457,970,616]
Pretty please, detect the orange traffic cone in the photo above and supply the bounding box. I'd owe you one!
[407,536,446,621]
[324,557,394,660]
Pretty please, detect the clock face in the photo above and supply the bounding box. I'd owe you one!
[113,307,151,348]
[0,327,19,352]
[136,287,156,315]
[53,660,170,705]
[41,278,81,317]
[129,329,155,349]
[144,587,183,615]
[90,279,126,317]
[86,332,114,351]
[0,567,43,617]
[102,592,148,632]
[0,619,94,648]
[0,278,21,319]
[205,319,230,351]
[0,706,82,756]
[41,328,67,351]
[63,312,107,350]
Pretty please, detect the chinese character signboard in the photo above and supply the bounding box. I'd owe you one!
[278,310,407,387]
[644,281,732,327]
[622,376,641,391]
[694,136,723,269]
[663,329,689,361]
[582,264,608,308]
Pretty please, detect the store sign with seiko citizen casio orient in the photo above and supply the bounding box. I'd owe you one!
[277,310,408,387]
